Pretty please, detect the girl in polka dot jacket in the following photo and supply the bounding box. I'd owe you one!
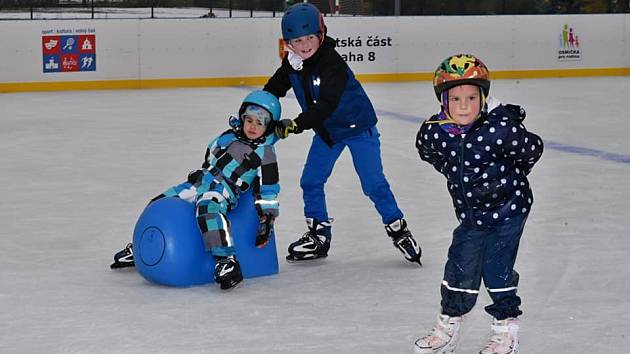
[413,54,543,354]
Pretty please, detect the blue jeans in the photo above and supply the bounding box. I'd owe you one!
[300,126,403,225]
[440,213,528,320]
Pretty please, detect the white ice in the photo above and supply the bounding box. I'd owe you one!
[1,77,629,353]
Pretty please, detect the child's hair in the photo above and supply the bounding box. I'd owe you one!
[433,54,490,102]
[281,3,325,41]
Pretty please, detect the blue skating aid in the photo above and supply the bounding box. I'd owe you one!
[132,191,278,287]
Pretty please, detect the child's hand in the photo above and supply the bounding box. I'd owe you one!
[275,119,302,139]
[187,169,204,184]
[256,214,275,248]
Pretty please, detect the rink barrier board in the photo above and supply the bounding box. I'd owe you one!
[1,67,629,93]
[2,14,629,93]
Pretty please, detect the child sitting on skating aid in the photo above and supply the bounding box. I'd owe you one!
[110,90,282,291]
[413,54,543,354]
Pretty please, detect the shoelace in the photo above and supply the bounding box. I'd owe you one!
[303,230,325,244]
[397,236,417,254]
[217,258,233,268]
[426,322,453,344]
[483,320,518,350]
[421,333,445,347]
[398,237,411,247]
[482,333,509,351]
[301,232,314,242]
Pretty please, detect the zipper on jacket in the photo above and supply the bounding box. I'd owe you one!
[458,134,474,220]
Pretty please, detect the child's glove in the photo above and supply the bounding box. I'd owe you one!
[504,104,526,121]
[275,119,302,139]
[256,213,275,248]
[287,49,303,71]
[187,169,204,184]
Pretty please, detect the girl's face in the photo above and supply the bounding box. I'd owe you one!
[447,84,482,126]
[288,34,321,60]
[242,116,266,140]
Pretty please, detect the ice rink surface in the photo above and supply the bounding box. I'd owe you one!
[1,77,629,353]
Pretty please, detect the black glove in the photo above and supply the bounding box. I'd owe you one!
[274,119,302,139]
[255,214,275,248]
[187,169,204,184]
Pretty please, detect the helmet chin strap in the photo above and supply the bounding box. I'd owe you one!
[437,90,456,125]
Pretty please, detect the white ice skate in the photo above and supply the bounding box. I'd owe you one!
[479,317,519,354]
[414,314,463,354]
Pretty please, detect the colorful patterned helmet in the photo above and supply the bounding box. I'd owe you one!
[281,3,325,41]
[433,54,490,101]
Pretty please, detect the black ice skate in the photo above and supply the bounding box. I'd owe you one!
[386,218,422,266]
[110,242,135,269]
[214,256,243,290]
[286,218,332,262]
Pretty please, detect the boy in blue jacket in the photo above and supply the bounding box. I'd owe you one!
[110,90,281,290]
[413,54,543,354]
[263,2,421,265]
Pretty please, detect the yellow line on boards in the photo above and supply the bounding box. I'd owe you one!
[490,67,630,79]
[356,67,630,82]
[0,77,271,93]
[1,68,629,93]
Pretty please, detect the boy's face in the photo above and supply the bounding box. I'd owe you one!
[447,84,482,126]
[287,34,321,60]
[242,116,266,140]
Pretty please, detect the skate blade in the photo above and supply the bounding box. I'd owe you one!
[110,261,135,269]
[413,344,455,354]
[219,279,243,291]
[285,254,328,263]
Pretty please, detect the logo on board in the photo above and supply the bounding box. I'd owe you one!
[558,24,581,62]
[42,31,96,73]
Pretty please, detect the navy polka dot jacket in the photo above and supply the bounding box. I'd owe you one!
[416,100,544,228]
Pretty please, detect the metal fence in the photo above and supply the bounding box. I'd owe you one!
[340,0,629,16]
[1,0,628,20]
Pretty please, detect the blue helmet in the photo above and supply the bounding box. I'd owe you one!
[239,90,281,122]
[281,3,324,41]
[234,90,281,141]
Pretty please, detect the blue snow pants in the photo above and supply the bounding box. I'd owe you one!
[440,213,527,320]
[161,173,236,257]
[300,126,403,226]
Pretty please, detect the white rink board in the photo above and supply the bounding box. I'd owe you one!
[1,14,629,84]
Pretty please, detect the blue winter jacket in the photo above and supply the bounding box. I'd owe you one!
[263,37,377,146]
[416,100,544,229]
